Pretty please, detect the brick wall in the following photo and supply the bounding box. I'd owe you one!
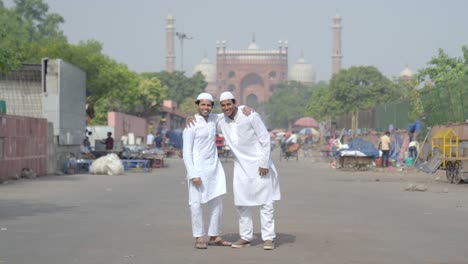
[0,115,48,180]
[108,112,147,141]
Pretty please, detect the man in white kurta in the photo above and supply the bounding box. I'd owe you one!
[217,92,281,250]
[183,93,232,249]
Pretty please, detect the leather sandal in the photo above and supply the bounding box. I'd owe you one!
[208,238,232,246]
[194,239,207,249]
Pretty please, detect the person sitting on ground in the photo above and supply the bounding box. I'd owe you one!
[80,137,95,159]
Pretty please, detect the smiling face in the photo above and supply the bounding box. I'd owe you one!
[197,99,213,119]
[220,99,238,119]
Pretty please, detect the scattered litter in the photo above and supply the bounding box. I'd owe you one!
[402,184,428,192]
[20,168,37,179]
[105,188,112,192]
[443,188,449,193]
[1,227,7,231]
[423,212,433,215]
[435,176,441,181]
[374,178,380,182]
[123,254,136,264]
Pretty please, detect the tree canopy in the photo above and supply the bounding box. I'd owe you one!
[304,81,334,120]
[265,81,315,128]
[417,46,468,125]
[142,71,207,106]
[0,0,173,124]
[328,66,398,116]
[0,0,66,72]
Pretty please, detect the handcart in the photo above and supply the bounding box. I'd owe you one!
[439,157,468,184]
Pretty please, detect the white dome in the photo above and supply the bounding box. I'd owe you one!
[193,56,216,83]
[247,41,259,51]
[289,55,316,84]
[400,67,414,78]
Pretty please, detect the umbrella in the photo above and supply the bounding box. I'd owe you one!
[271,129,286,134]
[299,127,320,136]
[294,117,319,128]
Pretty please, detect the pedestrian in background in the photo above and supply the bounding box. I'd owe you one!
[379,131,391,167]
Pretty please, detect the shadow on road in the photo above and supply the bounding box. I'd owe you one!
[0,200,75,220]
[220,232,296,248]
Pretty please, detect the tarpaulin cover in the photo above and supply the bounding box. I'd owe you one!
[346,138,380,158]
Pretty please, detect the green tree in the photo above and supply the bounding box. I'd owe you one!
[133,77,167,116]
[418,46,468,125]
[328,66,398,116]
[0,3,29,72]
[143,71,207,105]
[266,81,314,128]
[13,0,65,41]
[179,97,198,116]
[0,0,66,72]
[418,46,468,84]
[305,81,333,120]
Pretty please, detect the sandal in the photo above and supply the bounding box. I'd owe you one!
[194,239,207,249]
[208,238,232,246]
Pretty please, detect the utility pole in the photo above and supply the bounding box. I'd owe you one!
[175,32,193,72]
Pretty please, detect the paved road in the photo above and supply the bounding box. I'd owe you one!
[1,151,468,264]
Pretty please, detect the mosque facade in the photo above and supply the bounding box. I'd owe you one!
[166,13,343,105]
[192,39,316,105]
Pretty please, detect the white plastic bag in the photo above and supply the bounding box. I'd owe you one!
[90,154,124,175]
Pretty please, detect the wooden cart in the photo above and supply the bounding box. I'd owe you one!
[440,157,468,184]
[338,155,373,170]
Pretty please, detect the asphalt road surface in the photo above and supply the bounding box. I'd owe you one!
[1,151,468,264]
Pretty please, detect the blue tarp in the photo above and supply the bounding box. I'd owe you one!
[165,129,183,149]
[345,138,380,158]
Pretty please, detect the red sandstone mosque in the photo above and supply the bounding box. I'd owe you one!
[165,13,412,105]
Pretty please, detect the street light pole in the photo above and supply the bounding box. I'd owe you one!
[175,32,192,72]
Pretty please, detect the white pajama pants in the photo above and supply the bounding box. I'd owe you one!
[236,203,275,241]
[190,196,223,237]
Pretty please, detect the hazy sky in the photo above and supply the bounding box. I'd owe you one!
[7,0,468,81]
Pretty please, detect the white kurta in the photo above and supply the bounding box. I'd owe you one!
[183,114,226,205]
[217,111,281,206]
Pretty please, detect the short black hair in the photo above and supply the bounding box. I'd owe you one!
[195,100,214,106]
[220,99,236,104]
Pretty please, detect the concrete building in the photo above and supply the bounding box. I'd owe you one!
[0,59,87,178]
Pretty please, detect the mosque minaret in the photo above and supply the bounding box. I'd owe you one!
[331,13,343,76]
[165,13,175,72]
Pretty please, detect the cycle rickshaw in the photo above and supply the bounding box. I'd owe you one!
[280,142,300,162]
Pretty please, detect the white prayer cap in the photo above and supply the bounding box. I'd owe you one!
[219,91,235,101]
[196,92,214,102]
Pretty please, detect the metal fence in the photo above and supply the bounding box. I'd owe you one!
[336,100,410,131]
